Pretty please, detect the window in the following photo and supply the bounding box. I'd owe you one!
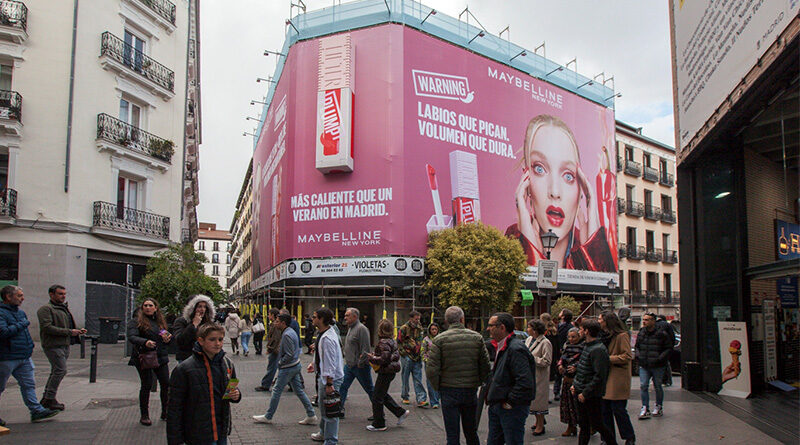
[619,270,625,291]
[212,265,219,276]
[628,270,641,292]
[661,194,672,211]
[644,189,653,207]
[198,241,205,250]
[0,64,12,91]
[212,253,219,263]
[226,254,231,264]
[663,273,672,295]
[626,185,635,202]
[226,266,231,275]
[643,153,651,168]
[646,230,655,251]
[646,271,659,292]
[213,242,219,251]
[626,227,637,245]
[119,98,142,128]
[659,158,668,175]
[625,145,634,161]
[227,242,231,251]
[662,234,670,251]
[116,176,138,219]
[123,29,146,71]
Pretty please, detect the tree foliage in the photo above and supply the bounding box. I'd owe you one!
[139,243,225,316]
[550,295,582,318]
[424,223,527,312]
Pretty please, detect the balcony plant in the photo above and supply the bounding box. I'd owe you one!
[149,138,175,161]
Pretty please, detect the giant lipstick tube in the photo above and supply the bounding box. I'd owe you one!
[449,150,481,224]
[315,33,355,174]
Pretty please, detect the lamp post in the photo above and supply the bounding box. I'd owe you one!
[540,229,559,312]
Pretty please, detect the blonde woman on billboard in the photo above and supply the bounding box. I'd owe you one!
[506,114,615,272]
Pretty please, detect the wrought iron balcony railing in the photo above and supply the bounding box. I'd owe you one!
[0,1,27,32]
[100,32,175,93]
[661,209,676,224]
[663,249,678,264]
[626,200,644,217]
[671,291,680,305]
[627,290,646,305]
[0,90,22,122]
[643,166,659,182]
[645,205,661,221]
[627,244,645,260]
[618,242,627,259]
[0,187,16,218]
[97,113,174,163]
[616,156,623,172]
[646,248,663,262]
[624,159,641,177]
[616,197,625,214]
[92,201,170,240]
[137,0,175,25]
[659,171,675,187]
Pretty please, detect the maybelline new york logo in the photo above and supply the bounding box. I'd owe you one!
[413,70,474,104]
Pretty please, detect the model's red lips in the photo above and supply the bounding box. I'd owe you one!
[546,206,565,227]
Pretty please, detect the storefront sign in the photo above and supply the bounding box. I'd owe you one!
[776,220,800,260]
[712,305,731,320]
[520,289,533,307]
[253,256,425,287]
[718,321,751,398]
[762,299,777,381]
[777,276,798,308]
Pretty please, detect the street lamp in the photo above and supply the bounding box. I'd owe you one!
[541,229,558,259]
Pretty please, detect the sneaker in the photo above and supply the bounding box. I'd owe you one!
[638,407,651,419]
[417,401,429,408]
[401,398,410,405]
[311,432,324,442]
[298,415,318,425]
[311,398,318,407]
[254,386,270,392]
[366,425,387,432]
[431,404,439,409]
[31,409,59,423]
[397,410,410,426]
[252,415,272,424]
[652,405,663,417]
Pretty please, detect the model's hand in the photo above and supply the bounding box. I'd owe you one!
[515,169,542,254]
[145,340,157,349]
[576,165,600,243]
[721,362,739,384]
[578,393,585,403]
[230,388,241,402]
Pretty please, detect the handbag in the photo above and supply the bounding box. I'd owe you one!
[138,348,159,370]
[322,389,344,418]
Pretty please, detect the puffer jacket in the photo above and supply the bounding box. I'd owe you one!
[485,335,535,407]
[128,315,172,367]
[635,326,672,368]
[368,338,401,374]
[224,313,240,338]
[558,340,585,378]
[572,338,610,399]
[173,295,217,362]
[425,323,490,391]
[167,342,240,445]
[0,303,33,360]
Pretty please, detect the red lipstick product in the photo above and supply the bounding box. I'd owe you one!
[449,151,480,224]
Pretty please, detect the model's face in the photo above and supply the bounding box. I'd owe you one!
[198,331,224,356]
[527,125,580,241]
[142,300,157,316]
[50,288,67,304]
[568,331,580,344]
[5,288,23,306]
[195,302,207,317]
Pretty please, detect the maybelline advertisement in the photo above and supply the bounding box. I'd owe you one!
[251,25,617,286]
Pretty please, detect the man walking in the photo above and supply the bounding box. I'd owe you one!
[635,313,672,419]
[253,313,317,425]
[303,314,314,354]
[255,308,282,392]
[397,310,428,407]
[571,319,617,445]
[37,285,86,411]
[485,312,534,445]
[0,285,59,425]
[426,306,489,445]
[554,309,573,401]
[308,307,344,444]
[339,308,373,416]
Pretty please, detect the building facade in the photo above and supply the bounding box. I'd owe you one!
[228,159,252,298]
[0,0,201,336]
[196,222,231,292]
[615,121,680,326]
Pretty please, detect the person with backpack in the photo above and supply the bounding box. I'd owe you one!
[365,319,410,432]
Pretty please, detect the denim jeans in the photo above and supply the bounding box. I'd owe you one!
[439,387,479,445]
[424,363,440,406]
[261,352,279,388]
[43,345,70,399]
[317,377,343,445]
[639,366,665,407]
[400,356,427,403]
[241,332,252,354]
[602,399,635,441]
[0,358,46,414]
[339,364,374,408]
[487,403,528,445]
[265,363,315,419]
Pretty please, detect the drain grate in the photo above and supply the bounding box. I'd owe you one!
[85,398,138,409]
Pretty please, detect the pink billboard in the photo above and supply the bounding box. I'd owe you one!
[252,24,617,283]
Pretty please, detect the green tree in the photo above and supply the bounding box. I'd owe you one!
[550,295,582,318]
[424,222,527,312]
[139,243,225,316]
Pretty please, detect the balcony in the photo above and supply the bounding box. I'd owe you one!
[625,200,644,217]
[627,244,645,260]
[624,159,641,177]
[663,249,678,264]
[99,32,175,100]
[96,113,173,170]
[643,166,659,182]
[645,204,661,221]
[0,90,22,136]
[616,197,625,214]
[91,201,170,246]
[120,0,176,34]
[627,290,646,306]
[646,248,663,262]
[661,209,676,224]
[659,171,675,187]
[0,1,27,43]
[0,187,16,224]
[616,156,623,172]
[618,242,627,259]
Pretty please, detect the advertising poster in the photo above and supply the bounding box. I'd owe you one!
[252,25,617,287]
[718,321,751,398]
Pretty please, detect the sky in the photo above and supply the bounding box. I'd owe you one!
[197,0,675,230]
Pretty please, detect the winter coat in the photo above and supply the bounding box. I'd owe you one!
[37,301,78,349]
[127,315,172,367]
[604,331,632,400]
[0,303,33,360]
[558,340,585,379]
[546,332,561,380]
[173,295,217,362]
[572,339,610,399]
[224,314,241,338]
[635,326,672,368]
[525,335,552,413]
[425,323,490,391]
[266,322,284,354]
[239,318,252,334]
[421,335,435,362]
[167,343,240,445]
[397,321,424,360]
[486,335,536,407]
[368,338,401,374]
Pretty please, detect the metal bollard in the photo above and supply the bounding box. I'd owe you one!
[80,335,85,359]
[88,336,99,383]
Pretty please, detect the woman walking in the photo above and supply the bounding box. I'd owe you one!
[225,310,241,355]
[172,294,215,362]
[252,314,266,355]
[127,298,172,426]
[557,327,584,436]
[365,319,410,432]
[420,323,440,409]
[600,311,635,445]
[240,314,253,356]
[526,319,553,436]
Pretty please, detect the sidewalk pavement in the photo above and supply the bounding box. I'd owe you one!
[0,340,783,444]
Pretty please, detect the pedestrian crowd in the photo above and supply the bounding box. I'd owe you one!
[0,286,679,445]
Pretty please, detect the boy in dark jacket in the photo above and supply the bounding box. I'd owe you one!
[167,323,241,445]
[571,319,616,445]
